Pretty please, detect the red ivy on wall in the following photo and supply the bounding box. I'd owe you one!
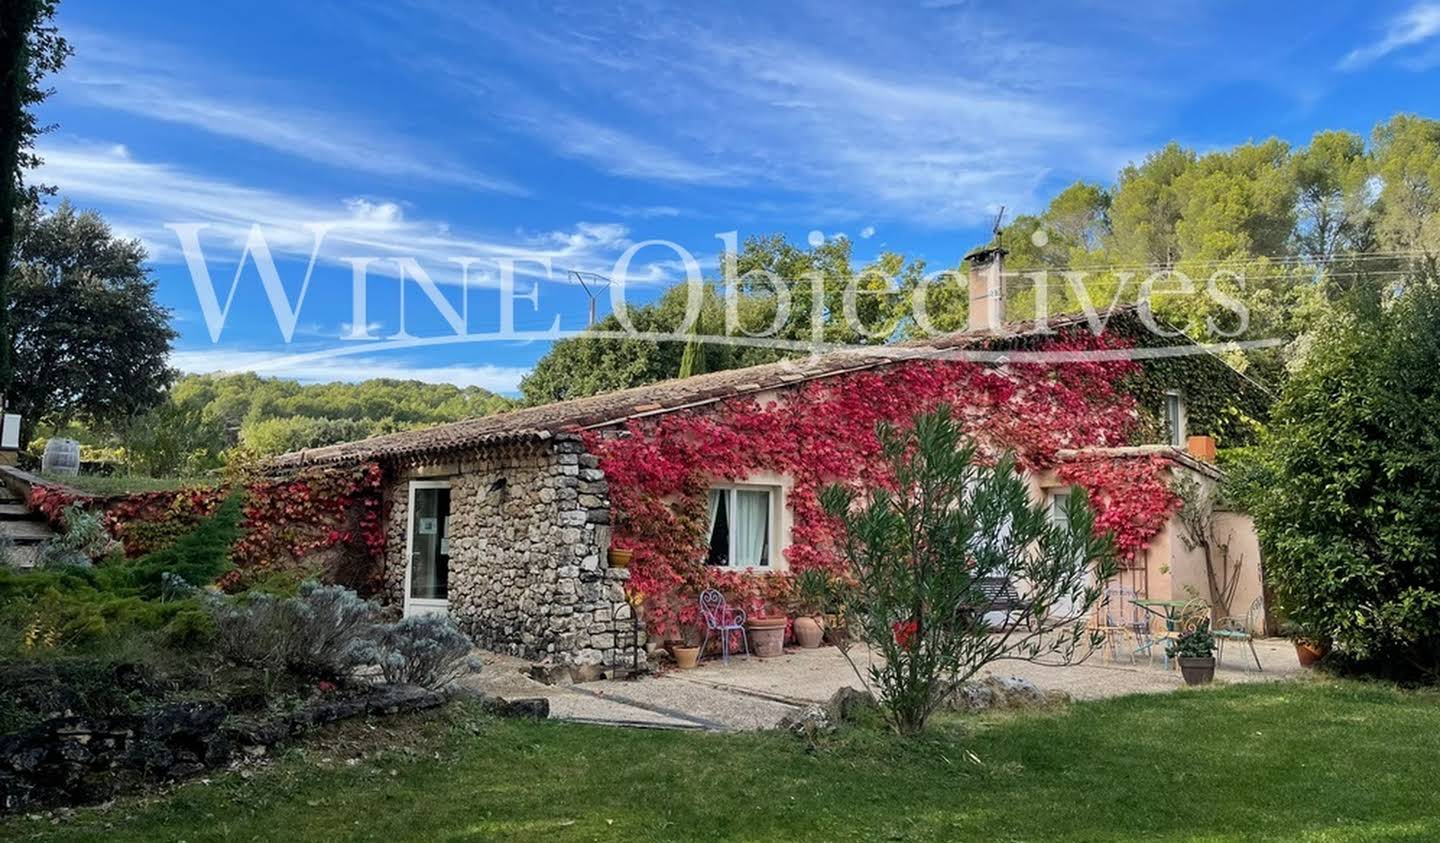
[1055,453,1181,562]
[26,463,388,595]
[585,333,1175,638]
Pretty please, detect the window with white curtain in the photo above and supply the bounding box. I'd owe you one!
[705,485,775,569]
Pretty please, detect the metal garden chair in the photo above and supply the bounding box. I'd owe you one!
[1214,596,1264,672]
[698,589,750,664]
[1091,585,1152,664]
[1152,597,1211,670]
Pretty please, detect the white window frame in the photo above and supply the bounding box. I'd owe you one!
[706,483,780,571]
[404,480,451,618]
[1047,489,1094,622]
[1163,390,1187,448]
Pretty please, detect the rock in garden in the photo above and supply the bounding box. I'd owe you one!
[139,702,228,741]
[364,684,446,715]
[778,705,835,738]
[989,675,1049,707]
[824,686,878,723]
[482,697,550,719]
[945,675,1069,713]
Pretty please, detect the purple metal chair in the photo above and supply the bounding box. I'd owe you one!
[699,589,750,664]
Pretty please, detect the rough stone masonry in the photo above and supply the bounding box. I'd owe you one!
[382,434,643,677]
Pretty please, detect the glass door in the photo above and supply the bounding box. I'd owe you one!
[406,483,451,615]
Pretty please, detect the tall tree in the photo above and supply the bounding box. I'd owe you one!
[0,0,69,404]
[1173,138,1296,262]
[1108,142,1196,267]
[1291,130,1374,262]
[7,201,176,443]
[1372,114,1440,273]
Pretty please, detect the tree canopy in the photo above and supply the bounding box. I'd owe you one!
[525,115,1440,407]
[1238,274,1440,681]
[62,372,516,477]
[1,0,71,401]
[7,200,175,444]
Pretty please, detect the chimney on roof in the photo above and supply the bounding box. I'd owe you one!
[964,246,1007,333]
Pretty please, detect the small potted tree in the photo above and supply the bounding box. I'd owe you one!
[672,622,702,669]
[789,570,830,649]
[1280,620,1329,668]
[1169,621,1217,685]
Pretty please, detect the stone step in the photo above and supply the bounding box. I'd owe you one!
[0,520,55,543]
[0,503,41,519]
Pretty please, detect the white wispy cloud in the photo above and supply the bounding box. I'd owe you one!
[860,225,877,239]
[170,347,530,393]
[35,141,686,287]
[60,28,522,193]
[397,4,1128,226]
[1338,3,1440,69]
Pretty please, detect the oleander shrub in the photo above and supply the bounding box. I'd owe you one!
[821,407,1117,735]
[359,614,480,689]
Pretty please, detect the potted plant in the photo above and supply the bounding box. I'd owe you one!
[672,622,702,669]
[608,545,634,568]
[1168,621,1217,686]
[822,577,856,647]
[1279,620,1329,668]
[789,570,830,649]
[745,603,788,658]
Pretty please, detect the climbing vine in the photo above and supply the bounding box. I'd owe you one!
[25,463,388,595]
[1055,453,1181,561]
[587,331,1182,637]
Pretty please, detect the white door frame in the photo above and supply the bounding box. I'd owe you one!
[403,480,451,617]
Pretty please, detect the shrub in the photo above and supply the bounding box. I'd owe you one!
[1242,280,1440,681]
[39,505,121,568]
[101,494,243,598]
[1168,621,1216,659]
[212,582,377,679]
[821,407,1117,735]
[359,615,480,689]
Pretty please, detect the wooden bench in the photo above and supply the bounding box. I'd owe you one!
[972,576,1034,630]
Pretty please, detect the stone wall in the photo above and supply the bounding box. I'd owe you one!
[381,435,643,674]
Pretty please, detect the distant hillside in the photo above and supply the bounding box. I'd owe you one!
[36,372,515,477]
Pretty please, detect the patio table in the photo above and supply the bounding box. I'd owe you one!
[1131,599,1191,668]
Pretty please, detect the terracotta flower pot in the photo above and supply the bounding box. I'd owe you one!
[793,615,824,649]
[672,645,700,669]
[746,616,788,658]
[608,548,633,568]
[1294,640,1327,668]
[1178,655,1216,686]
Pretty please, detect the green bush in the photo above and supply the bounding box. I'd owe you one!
[820,407,1117,735]
[212,583,378,679]
[0,494,241,654]
[99,494,242,597]
[358,615,480,689]
[1242,279,1440,680]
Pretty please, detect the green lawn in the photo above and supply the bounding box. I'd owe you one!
[6,680,1439,842]
[38,472,212,497]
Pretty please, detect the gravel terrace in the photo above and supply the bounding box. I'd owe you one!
[462,637,1305,732]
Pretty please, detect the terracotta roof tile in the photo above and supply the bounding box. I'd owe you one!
[268,309,1137,469]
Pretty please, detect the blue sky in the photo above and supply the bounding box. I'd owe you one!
[32,0,1440,395]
